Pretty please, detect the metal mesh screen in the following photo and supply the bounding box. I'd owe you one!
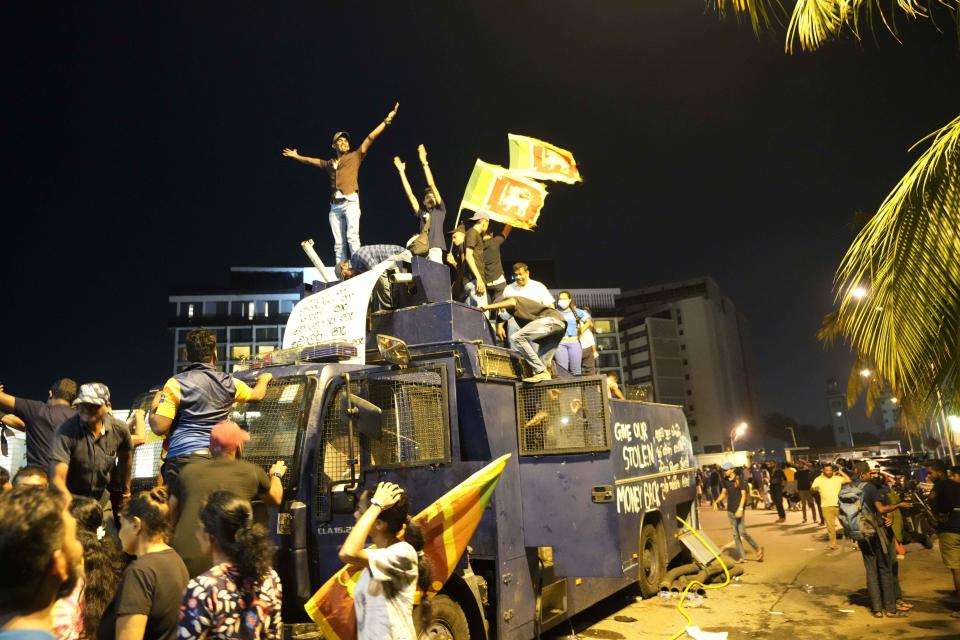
[315,366,450,521]
[231,377,312,489]
[477,346,526,380]
[364,367,449,469]
[517,378,609,455]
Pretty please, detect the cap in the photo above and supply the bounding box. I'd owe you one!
[469,211,490,221]
[210,421,250,454]
[721,462,735,470]
[332,131,350,145]
[448,224,466,235]
[73,383,111,406]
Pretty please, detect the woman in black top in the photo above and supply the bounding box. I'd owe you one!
[98,487,189,640]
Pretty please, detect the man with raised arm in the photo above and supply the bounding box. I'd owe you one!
[394,144,447,264]
[282,102,400,263]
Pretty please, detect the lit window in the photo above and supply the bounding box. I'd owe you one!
[231,345,251,361]
[835,411,843,417]
[247,302,255,320]
[187,303,194,319]
[257,345,276,355]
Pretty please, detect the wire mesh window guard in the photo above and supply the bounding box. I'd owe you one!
[517,377,609,456]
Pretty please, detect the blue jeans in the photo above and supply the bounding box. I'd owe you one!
[511,317,565,374]
[726,511,760,559]
[555,340,583,375]
[859,531,897,613]
[329,197,361,263]
[463,280,488,308]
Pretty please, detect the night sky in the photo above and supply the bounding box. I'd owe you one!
[3,2,959,430]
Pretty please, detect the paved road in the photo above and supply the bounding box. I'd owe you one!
[546,503,960,639]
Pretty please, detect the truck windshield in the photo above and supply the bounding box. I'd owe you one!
[231,376,313,488]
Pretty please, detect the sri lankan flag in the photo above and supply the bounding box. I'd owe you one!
[460,160,547,230]
[508,134,582,184]
[304,454,512,639]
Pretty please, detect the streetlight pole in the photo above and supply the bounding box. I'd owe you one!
[785,426,798,448]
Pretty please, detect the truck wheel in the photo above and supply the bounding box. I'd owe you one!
[638,522,666,598]
[416,594,470,640]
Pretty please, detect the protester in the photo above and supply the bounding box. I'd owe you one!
[554,291,592,376]
[394,145,446,264]
[150,329,272,487]
[0,466,10,492]
[483,296,566,383]
[481,223,512,303]
[926,459,960,618]
[948,466,960,483]
[338,482,432,640]
[606,372,625,400]
[708,465,722,507]
[0,486,83,640]
[337,244,411,311]
[502,262,554,306]
[783,462,798,511]
[768,461,787,522]
[810,462,850,550]
[0,379,77,470]
[98,487,189,640]
[169,421,287,577]
[578,311,600,376]
[462,212,490,307]
[178,491,282,639]
[795,461,818,524]
[714,463,764,563]
[13,464,49,488]
[53,497,123,640]
[850,462,912,618]
[49,383,134,530]
[446,224,467,300]
[282,102,400,263]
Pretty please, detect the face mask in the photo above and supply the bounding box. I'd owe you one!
[498,311,511,321]
[557,300,570,309]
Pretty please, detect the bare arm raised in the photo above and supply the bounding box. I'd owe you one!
[393,157,420,214]
[282,148,329,168]
[360,102,399,155]
[418,144,442,204]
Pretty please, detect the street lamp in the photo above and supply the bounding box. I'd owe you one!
[859,368,872,379]
[949,415,960,433]
[785,426,798,448]
[730,421,748,451]
[851,286,868,300]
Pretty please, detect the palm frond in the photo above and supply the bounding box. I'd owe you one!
[831,114,960,410]
[786,0,843,52]
[710,0,788,35]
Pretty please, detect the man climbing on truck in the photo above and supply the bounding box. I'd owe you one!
[483,296,566,382]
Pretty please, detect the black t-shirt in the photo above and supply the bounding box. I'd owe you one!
[770,468,786,486]
[12,398,76,469]
[795,468,812,491]
[932,478,960,533]
[49,414,133,499]
[723,477,746,513]
[98,548,189,640]
[169,457,272,577]
[463,227,485,282]
[511,297,565,327]
[861,480,885,516]
[418,202,447,250]
[482,234,506,282]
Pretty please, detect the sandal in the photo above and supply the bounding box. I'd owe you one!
[755,547,764,562]
[884,611,908,618]
[871,611,883,618]
[896,600,913,611]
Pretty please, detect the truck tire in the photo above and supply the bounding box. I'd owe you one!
[638,522,666,598]
[416,594,470,640]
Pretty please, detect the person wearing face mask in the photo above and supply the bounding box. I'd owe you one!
[0,486,84,640]
[98,487,189,640]
[49,383,137,532]
[554,291,592,376]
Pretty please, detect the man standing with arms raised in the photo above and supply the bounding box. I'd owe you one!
[394,144,446,264]
[282,102,400,263]
[0,379,77,472]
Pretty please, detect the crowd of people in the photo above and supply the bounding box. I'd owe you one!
[701,456,960,620]
[0,326,429,640]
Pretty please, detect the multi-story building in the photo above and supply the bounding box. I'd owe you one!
[826,378,854,447]
[876,391,900,431]
[615,277,758,454]
[168,267,323,374]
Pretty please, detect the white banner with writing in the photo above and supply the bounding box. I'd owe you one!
[282,262,394,363]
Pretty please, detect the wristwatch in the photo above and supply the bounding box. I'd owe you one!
[272,471,283,479]
[370,498,385,509]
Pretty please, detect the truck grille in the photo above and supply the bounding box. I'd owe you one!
[476,346,527,380]
[516,377,609,455]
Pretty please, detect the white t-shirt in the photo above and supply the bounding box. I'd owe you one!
[810,474,846,508]
[354,541,419,640]
[502,279,554,306]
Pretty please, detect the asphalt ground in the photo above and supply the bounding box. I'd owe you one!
[544,502,960,640]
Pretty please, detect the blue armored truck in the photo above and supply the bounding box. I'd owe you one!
[136,258,698,639]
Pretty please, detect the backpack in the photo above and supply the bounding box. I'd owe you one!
[837,481,880,542]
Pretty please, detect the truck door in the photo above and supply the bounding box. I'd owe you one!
[515,376,624,578]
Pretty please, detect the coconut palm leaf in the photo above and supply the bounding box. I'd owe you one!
[710,0,788,35]
[831,114,960,412]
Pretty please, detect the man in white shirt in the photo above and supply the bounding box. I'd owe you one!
[502,262,553,305]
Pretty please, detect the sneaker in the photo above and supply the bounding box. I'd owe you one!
[522,370,552,383]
